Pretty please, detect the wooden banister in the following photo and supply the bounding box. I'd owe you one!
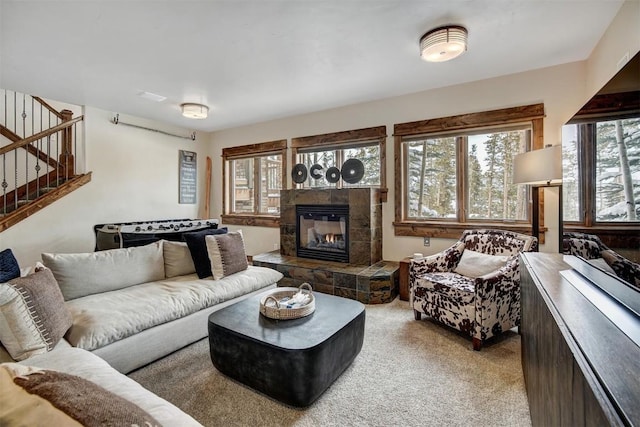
[0,116,83,156]
[0,124,60,169]
[32,96,64,120]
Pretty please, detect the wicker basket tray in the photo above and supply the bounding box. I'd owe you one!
[259,283,315,320]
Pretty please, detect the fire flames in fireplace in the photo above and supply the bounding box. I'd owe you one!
[296,204,349,262]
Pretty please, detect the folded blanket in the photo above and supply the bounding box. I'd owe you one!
[1,363,161,427]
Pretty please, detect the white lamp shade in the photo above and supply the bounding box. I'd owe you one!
[420,26,468,62]
[513,145,562,185]
[181,103,209,119]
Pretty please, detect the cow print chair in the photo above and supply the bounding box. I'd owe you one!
[563,232,640,289]
[409,229,537,350]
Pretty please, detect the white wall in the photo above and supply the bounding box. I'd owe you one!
[4,0,637,265]
[210,61,587,259]
[1,107,209,266]
[209,1,639,260]
[585,0,640,99]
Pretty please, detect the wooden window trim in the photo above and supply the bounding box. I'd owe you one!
[222,139,286,227]
[394,104,545,239]
[290,125,388,202]
[562,94,640,250]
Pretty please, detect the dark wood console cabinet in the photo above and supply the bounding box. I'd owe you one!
[520,253,639,426]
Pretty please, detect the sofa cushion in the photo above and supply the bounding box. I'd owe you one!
[0,269,72,361]
[453,250,509,278]
[205,231,248,280]
[17,346,202,426]
[42,242,165,300]
[2,363,161,427]
[183,227,228,279]
[163,240,196,278]
[65,266,283,352]
[0,249,20,282]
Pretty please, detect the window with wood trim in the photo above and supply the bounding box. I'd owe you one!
[563,91,640,226]
[394,104,545,238]
[291,126,387,200]
[222,139,287,227]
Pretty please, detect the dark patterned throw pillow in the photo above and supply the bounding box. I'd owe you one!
[0,248,20,282]
[183,227,228,278]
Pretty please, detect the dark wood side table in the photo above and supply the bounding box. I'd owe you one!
[398,257,412,301]
[520,252,640,426]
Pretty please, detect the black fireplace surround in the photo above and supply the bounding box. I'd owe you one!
[296,204,349,263]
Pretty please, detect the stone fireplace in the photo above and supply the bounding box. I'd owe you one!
[280,188,381,265]
[253,187,396,304]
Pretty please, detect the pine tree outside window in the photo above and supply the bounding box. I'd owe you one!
[403,127,530,221]
[562,116,640,224]
[394,104,544,239]
[291,126,387,198]
[296,143,381,189]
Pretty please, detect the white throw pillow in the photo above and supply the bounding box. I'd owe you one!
[162,240,196,278]
[453,250,510,279]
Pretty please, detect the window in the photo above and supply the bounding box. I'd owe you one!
[222,140,287,227]
[296,143,381,188]
[563,116,640,224]
[394,104,545,238]
[291,126,387,198]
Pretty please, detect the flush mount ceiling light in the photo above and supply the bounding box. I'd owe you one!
[420,25,468,62]
[181,103,209,119]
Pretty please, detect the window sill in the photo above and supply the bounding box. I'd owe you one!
[393,221,540,240]
[221,214,280,228]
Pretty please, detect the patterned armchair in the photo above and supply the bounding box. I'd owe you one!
[563,232,640,289]
[562,232,609,259]
[409,229,537,351]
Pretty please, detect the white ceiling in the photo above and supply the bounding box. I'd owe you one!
[0,1,624,132]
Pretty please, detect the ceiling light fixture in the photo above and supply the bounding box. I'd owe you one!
[181,103,209,119]
[420,25,468,63]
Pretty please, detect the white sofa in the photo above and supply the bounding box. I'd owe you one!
[0,239,282,426]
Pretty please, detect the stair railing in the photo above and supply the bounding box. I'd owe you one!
[0,115,84,215]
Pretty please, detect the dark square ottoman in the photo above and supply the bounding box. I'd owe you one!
[208,291,365,407]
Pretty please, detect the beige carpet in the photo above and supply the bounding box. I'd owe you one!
[128,297,531,427]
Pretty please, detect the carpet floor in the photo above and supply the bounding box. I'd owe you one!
[128,297,531,427]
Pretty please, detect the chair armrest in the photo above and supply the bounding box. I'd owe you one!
[409,241,465,284]
[474,255,520,298]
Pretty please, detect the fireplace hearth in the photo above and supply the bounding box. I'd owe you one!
[297,205,349,262]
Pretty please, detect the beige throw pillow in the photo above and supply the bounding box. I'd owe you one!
[163,240,196,278]
[453,249,510,279]
[205,231,249,280]
[42,242,165,301]
[0,269,73,361]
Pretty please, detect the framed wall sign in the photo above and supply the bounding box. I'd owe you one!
[179,150,197,204]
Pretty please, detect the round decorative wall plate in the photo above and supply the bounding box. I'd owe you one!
[291,163,308,183]
[310,164,324,179]
[341,158,365,184]
[326,166,340,183]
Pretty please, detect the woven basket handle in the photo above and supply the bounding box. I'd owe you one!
[299,283,313,293]
[264,295,280,309]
